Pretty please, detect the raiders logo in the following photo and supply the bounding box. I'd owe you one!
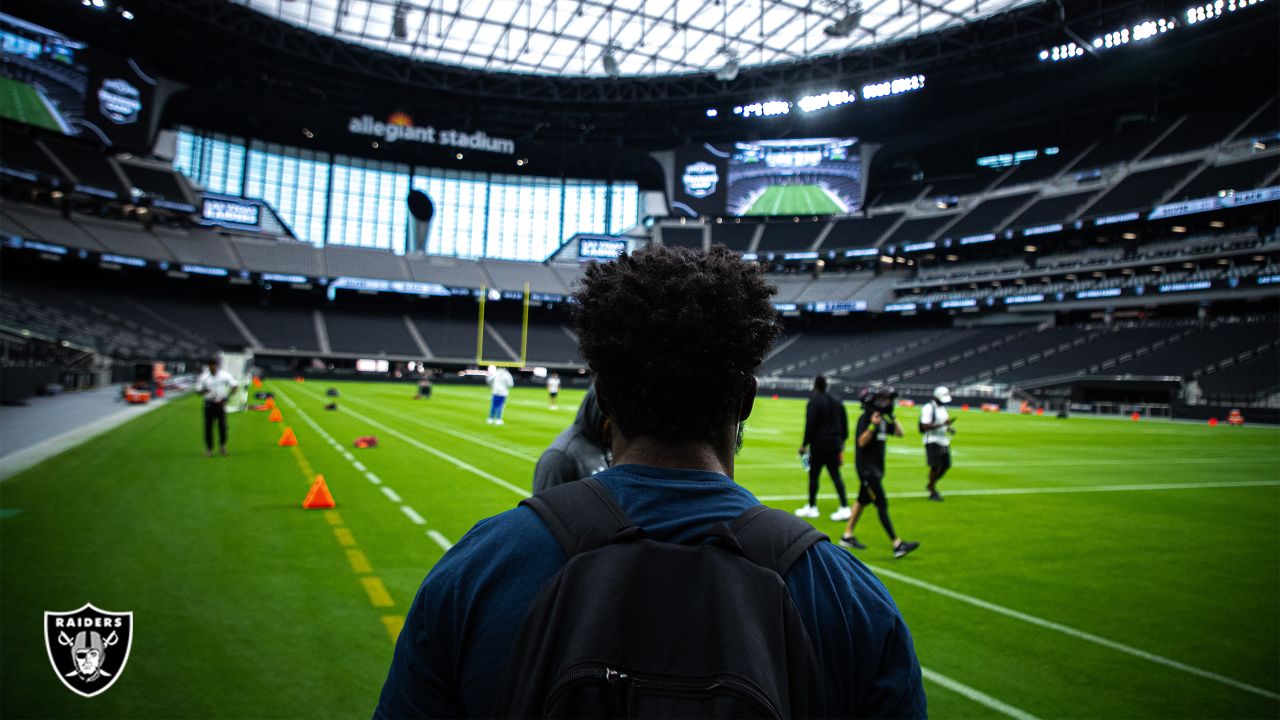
[44,603,133,697]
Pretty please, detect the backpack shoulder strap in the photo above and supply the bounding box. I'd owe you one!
[520,477,642,558]
[729,506,830,577]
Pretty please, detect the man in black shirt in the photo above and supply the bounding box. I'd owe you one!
[796,375,850,521]
[841,386,920,559]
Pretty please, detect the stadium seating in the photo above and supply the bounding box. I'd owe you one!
[232,236,325,276]
[1170,157,1280,202]
[80,218,174,261]
[119,163,193,205]
[820,213,902,250]
[941,192,1036,239]
[0,133,65,179]
[709,222,758,251]
[41,138,129,197]
[660,226,704,249]
[486,318,580,364]
[233,305,320,351]
[157,228,244,269]
[1079,162,1200,219]
[1197,347,1280,402]
[0,201,105,251]
[482,260,567,295]
[414,315,484,360]
[882,214,957,248]
[324,245,411,281]
[1071,118,1176,171]
[756,221,823,253]
[1001,148,1079,185]
[324,309,421,356]
[405,254,489,288]
[1004,191,1097,232]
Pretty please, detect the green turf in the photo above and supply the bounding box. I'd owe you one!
[1,381,1277,718]
[744,184,843,216]
[0,77,64,133]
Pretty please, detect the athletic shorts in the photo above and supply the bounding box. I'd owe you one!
[856,467,887,507]
[549,391,558,398]
[926,444,951,470]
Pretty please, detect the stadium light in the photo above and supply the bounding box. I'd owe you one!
[714,48,740,82]
[392,1,409,39]
[1038,0,1266,62]
[602,48,620,78]
[705,108,718,117]
[862,75,925,100]
[823,2,864,38]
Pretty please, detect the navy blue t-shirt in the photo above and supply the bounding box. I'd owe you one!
[374,464,926,719]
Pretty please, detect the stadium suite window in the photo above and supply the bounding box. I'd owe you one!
[173,127,640,260]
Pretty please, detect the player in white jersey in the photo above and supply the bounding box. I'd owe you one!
[546,373,561,410]
[196,359,240,457]
[919,386,955,502]
[486,365,515,425]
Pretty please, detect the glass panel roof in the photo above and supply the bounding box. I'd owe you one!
[236,0,1042,78]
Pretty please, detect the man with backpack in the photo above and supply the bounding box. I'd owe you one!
[374,246,926,719]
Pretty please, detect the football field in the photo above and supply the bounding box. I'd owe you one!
[1,380,1277,718]
[0,77,64,134]
[744,184,844,216]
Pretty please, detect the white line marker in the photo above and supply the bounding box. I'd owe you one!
[400,505,426,525]
[922,668,1040,720]
[341,452,355,462]
[365,472,382,485]
[868,565,1280,701]
[740,457,1279,471]
[290,387,530,498]
[380,487,402,503]
[427,530,454,551]
[339,393,539,462]
[756,479,1280,503]
[352,461,367,472]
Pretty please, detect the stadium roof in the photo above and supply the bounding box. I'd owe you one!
[235,0,1043,78]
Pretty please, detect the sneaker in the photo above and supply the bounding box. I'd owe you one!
[495,419,505,426]
[928,491,944,502]
[219,447,228,456]
[893,541,920,559]
[203,450,212,458]
[486,418,494,425]
[829,506,852,521]
[839,535,866,550]
[793,505,819,518]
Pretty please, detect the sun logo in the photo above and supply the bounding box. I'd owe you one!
[388,112,413,127]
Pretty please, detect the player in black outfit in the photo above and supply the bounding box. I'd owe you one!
[841,386,920,559]
[796,375,851,521]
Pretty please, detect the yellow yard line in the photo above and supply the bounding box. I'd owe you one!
[361,577,394,607]
[346,549,373,574]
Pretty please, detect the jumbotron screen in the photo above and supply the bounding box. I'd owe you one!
[672,137,862,217]
[0,12,156,150]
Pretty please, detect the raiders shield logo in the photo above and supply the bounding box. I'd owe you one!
[44,604,133,697]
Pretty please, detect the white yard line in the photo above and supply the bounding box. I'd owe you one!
[339,393,539,463]
[290,386,530,499]
[739,457,1279,470]
[380,486,402,503]
[427,530,455,551]
[756,479,1280,503]
[868,565,1280,701]
[921,668,1041,720]
[400,505,426,525]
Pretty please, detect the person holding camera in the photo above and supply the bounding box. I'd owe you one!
[920,386,956,502]
[840,386,919,558]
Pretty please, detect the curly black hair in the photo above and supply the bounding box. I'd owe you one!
[572,244,781,444]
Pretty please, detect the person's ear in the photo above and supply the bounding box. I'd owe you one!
[738,376,757,423]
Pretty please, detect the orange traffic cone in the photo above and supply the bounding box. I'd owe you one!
[268,407,283,422]
[294,376,305,383]
[265,397,276,410]
[252,376,263,389]
[302,475,335,509]
[278,427,298,446]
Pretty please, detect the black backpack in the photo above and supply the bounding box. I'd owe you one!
[495,478,829,719]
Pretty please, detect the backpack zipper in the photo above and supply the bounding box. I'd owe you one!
[546,666,781,718]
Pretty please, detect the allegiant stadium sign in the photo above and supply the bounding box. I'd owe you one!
[348,114,515,155]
